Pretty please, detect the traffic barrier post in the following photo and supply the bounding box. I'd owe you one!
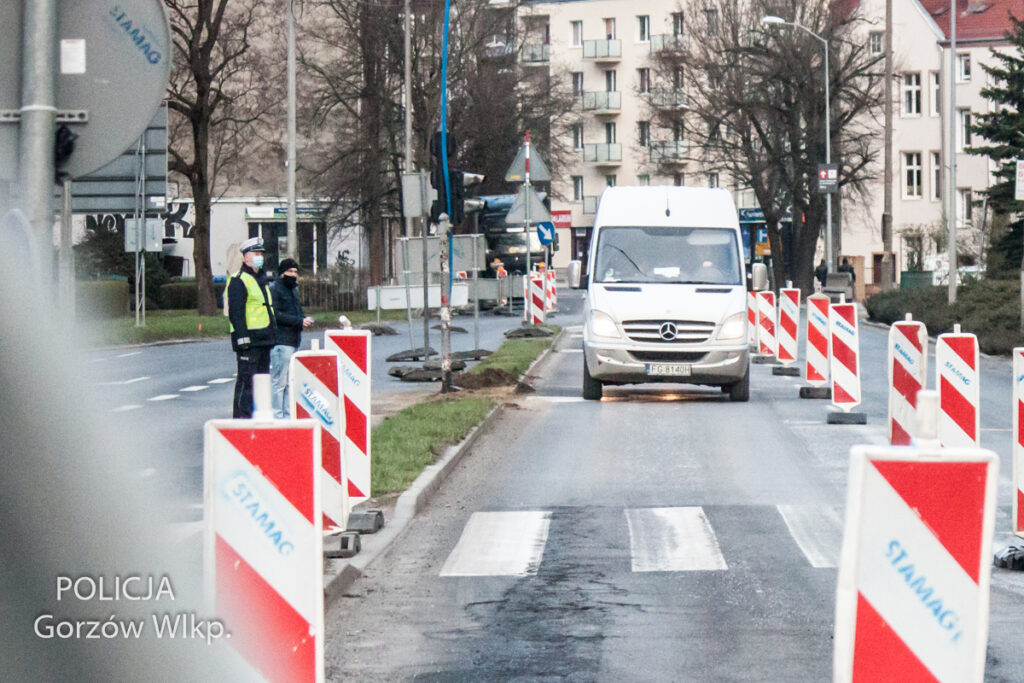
[752,290,778,364]
[546,269,557,313]
[1015,348,1024,538]
[528,272,546,325]
[887,315,928,445]
[747,291,758,348]
[800,293,832,399]
[773,286,801,376]
[827,297,866,424]
[936,325,980,449]
[204,374,324,682]
[833,391,998,683]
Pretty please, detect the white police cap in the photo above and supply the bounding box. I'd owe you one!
[240,237,265,254]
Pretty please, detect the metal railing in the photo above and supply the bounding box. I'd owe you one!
[583,143,623,164]
[649,140,688,163]
[648,88,688,110]
[583,196,599,214]
[582,39,622,60]
[651,34,687,52]
[582,90,622,112]
[521,43,550,63]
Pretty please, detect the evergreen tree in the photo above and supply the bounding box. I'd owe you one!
[970,13,1024,277]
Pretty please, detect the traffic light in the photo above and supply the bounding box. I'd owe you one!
[448,169,465,225]
[429,130,455,223]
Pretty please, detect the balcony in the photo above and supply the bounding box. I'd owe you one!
[583,196,599,214]
[649,140,688,163]
[482,40,515,60]
[582,39,621,62]
[647,88,688,110]
[583,143,622,166]
[651,34,687,53]
[582,90,621,114]
[521,43,550,64]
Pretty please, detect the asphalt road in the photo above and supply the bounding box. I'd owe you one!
[324,290,1024,682]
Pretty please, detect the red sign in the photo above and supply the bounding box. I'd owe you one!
[551,210,572,228]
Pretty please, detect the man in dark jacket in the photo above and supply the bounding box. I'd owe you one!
[269,258,313,418]
[227,238,277,418]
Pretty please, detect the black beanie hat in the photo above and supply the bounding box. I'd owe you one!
[278,258,300,274]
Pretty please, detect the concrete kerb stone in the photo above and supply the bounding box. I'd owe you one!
[323,326,566,606]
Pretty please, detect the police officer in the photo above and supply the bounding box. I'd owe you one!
[228,237,276,418]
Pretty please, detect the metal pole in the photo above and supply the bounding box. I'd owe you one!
[59,176,74,316]
[823,36,834,272]
[286,0,298,260]
[402,0,416,351]
[524,132,532,324]
[401,237,415,348]
[473,233,480,351]
[880,0,894,291]
[423,228,431,360]
[19,0,58,291]
[439,213,452,392]
[948,0,958,305]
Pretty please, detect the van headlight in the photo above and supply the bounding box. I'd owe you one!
[717,312,747,340]
[589,310,620,338]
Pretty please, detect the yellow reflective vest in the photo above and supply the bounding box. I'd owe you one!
[227,271,274,336]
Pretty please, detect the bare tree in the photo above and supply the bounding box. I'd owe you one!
[166,0,280,314]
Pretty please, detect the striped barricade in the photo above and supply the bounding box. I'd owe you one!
[324,330,372,507]
[1016,349,1024,537]
[747,291,758,348]
[289,350,349,531]
[936,326,980,448]
[828,301,866,423]
[204,416,324,683]
[528,273,547,325]
[804,293,831,391]
[834,392,998,682]
[546,269,557,312]
[756,291,777,359]
[773,288,801,376]
[887,317,928,446]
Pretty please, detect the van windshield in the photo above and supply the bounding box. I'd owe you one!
[593,226,742,285]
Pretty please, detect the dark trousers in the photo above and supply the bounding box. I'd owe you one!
[233,346,272,418]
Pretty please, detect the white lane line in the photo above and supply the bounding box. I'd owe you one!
[625,507,727,572]
[179,385,210,392]
[440,511,551,577]
[97,376,151,386]
[148,394,179,402]
[208,378,235,385]
[777,504,844,568]
[112,404,142,413]
[115,351,142,359]
[561,348,583,353]
[982,428,1012,432]
[525,396,586,403]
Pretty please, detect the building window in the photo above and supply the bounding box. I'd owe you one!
[673,120,684,142]
[673,66,685,90]
[572,175,584,201]
[704,9,718,36]
[570,20,583,47]
[958,109,972,152]
[572,123,584,150]
[674,172,685,186]
[707,172,719,188]
[957,188,973,225]
[605,121,617,143]
[671,12,684,37]
[869,32,883,55]
[638,174,650,186]
[957,53,971,82]
[930,71,940,118]
[572,72,583,96]
[930,151,941,201]
[606,174,616,187]
[605,69,617,92]
[603,17,616,40]
[903,152,922,198]
[637,67,651,93]
[637,15,650,42]
[638,121,650,147]
[902,73,921,116]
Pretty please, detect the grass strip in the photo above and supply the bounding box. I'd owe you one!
[468,325,560,377]
[371,396,495,493]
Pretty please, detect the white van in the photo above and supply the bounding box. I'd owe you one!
[569,186,766,401]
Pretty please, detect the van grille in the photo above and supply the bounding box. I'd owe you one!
[631,350,707,362]
[622,320,715,344]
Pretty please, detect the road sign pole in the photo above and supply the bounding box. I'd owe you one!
[524,132,532,316]
[439,213,452,391]
[58,176,74,317]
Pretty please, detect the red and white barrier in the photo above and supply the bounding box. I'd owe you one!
[1014,348,1024,537]
[887,318,928,446]
[834,393,998,683]
[528,272,546,325]
[545,269,557,312]
[204,413,324,682]
[324,330,372,506]
[936,327,980,448]
[777,288,800,365]
[746,292,758,347]
[756,291,777,357]
[805,294,831,386]
[290,350,349,530]
[829,301,861,411]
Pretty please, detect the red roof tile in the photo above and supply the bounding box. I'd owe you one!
[918,0,1022,41]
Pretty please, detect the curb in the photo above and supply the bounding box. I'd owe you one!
[323,326,565,606]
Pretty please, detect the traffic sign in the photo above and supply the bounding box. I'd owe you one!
[504,144,551,183]
[818,164,839,194]
[537,221,554,245]
[505,185,551,226]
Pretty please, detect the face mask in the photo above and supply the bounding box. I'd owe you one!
[252,255,264,270]
[282,275,298,288]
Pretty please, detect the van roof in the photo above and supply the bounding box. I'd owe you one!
[594,186,739,229]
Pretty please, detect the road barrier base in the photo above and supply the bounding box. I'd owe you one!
[325,531,361,559]
[826,411,867,425]
[994,545,1024,570]
[800,386,832,399]
[772,366,801,376]
[347,509,386,534]
[752,355,779,365]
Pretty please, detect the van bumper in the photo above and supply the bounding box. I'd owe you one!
[584,341,749,386]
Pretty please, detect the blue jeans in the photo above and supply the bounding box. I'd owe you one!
[270,344,297,419]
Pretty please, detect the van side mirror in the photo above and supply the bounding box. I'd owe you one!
[751,263,768,292]
[568,260,583,289]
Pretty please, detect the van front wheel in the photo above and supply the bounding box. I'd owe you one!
[582,358,603,400]
[727,368,750,402]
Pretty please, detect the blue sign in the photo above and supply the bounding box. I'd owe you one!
[537,221,555,246]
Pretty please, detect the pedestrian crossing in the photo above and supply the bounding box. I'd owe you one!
[440,505,845,577]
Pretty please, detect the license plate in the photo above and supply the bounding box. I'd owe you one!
[646,363,691,377]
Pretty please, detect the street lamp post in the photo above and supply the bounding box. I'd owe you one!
[761,16,834,271]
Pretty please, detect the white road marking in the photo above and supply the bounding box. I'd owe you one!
[166,521,203,547]
[440,511,551,577]
[777,504,844,568]
[179,385,210,392]
[525,396,586,403]
[115,351,142,358]
[561,348,583,353]
[208,378,235,385]
[625,507,727,572]
[982,428,1012,433]
[112,404,142,413]
[97,376,150,386]
[139,468,157,478]
[148,394,179,402]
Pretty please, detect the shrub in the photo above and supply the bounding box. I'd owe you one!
[157,280,227,310]
[77,280,130,318]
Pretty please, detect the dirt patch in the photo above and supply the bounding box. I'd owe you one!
[454,367,518,389]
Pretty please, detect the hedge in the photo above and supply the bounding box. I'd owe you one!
[157,280,227,310]
[77,280,130,319]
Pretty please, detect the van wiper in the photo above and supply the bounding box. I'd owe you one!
[604,245,643,274]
